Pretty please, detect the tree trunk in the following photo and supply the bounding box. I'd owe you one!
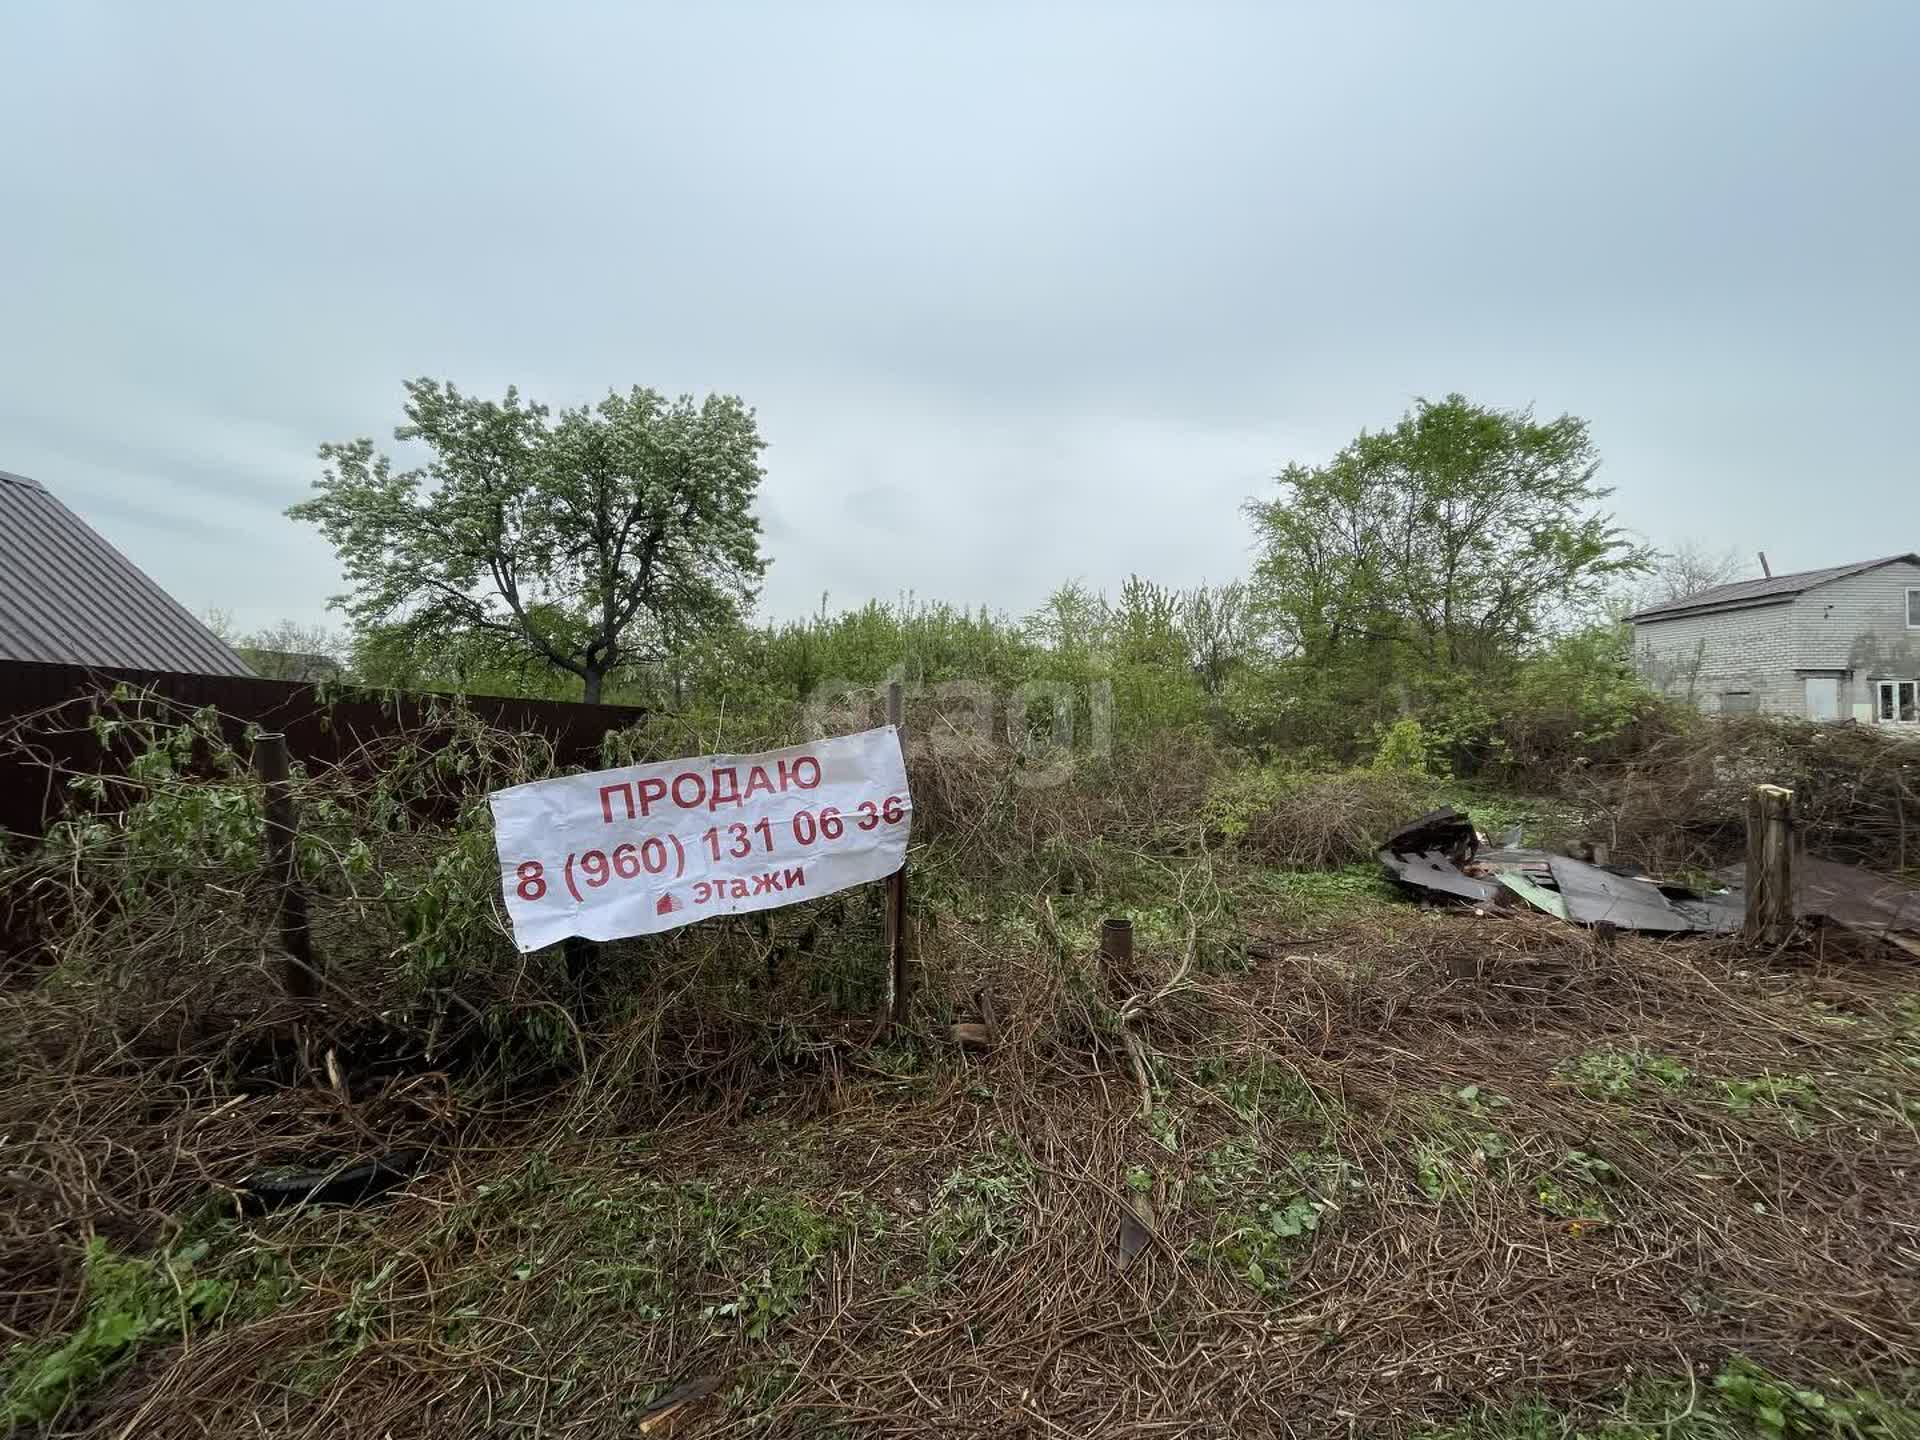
[582,669,604,705]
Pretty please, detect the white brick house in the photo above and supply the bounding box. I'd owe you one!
[1628,554,1920,723]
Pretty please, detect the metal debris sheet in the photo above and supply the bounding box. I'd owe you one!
[1546,856,1700,933]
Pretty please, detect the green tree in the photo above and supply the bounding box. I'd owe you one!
[236,619,349,682]
[290,379,768,703]
[348,619,583,698]
[1248,394,1645,672]
[1243,394,1648,757]
[1178,581,1252,697]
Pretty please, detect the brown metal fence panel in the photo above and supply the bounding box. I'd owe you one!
[0,659,646,841]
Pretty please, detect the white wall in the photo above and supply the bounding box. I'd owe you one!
[1632,600,1802,713]
[1633,558,1920,719]
[1793,558,1920,716]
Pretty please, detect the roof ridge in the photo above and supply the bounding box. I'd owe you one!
[1737,553,1908,586]
[1628,553,1920,622]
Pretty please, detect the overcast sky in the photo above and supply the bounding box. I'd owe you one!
[3,2,1914,634]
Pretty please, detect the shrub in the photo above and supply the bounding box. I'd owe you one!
[1371,718,1432,776]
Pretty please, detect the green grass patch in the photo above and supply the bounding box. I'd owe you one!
[1416,1355,1920,1439]
[309,1154,849,1362]
[1241,863,1401,919]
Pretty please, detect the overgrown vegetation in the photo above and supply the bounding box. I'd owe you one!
[5,683,1919,1437]
[5,389,1919,1436]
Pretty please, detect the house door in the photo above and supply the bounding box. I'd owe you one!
[1803,677,1840,721]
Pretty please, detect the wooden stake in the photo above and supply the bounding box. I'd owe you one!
[254,732,319,1001]
[885,681,910,1025]
[1744,784,1796,946]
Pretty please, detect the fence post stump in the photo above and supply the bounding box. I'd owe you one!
[1744,784,1796,946]
[885,681,910,1026]
[253,732,320,1002]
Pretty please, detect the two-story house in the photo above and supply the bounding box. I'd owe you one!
[1628,554,1920,723]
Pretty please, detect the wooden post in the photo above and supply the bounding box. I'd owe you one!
[1100,917,1134,970]
[1744,784,1796,945]
[885,681,910,1025]
[253,732,319,1001]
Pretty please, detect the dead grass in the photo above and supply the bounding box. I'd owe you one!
[6,902,1919,1438]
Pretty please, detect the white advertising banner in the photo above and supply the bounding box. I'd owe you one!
[488,727,911,952]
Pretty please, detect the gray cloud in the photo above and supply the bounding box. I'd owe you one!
[3,1,1914,634]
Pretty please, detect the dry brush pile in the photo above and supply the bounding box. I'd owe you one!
[1572,714,1920,877]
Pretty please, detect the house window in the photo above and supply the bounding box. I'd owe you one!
[1876,680,1918,723]
[1908,587,1920,628]
[1720,691,1757,715]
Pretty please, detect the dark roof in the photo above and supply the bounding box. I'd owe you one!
[1626,554,1920,623]
[0,469,255,676]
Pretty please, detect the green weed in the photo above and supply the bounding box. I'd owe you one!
[332,1159,844,1355]
[1413,1139,1477,1201]
[1722,1074,1818,1114]
[1406,1091,1516,1201]
[1194,1055,1326,1127]
[924,1140,1034,1281]
[699,1191,839,1339]
[1559,1047,1693,1100]
[1197,1197,1326,1296]
[1244,864,1401,917]
[1417,1354,1920,1439]
[1531,1149,1619,1222]
[1722,1074,1822,1137]
[1189,1141,1349,1298]
[1452,1084,1513,1119]
[1,1239,234,1427]
[1437,787,1582,852]
[561,1174,839,1340]
[1145,1106,1181,1153]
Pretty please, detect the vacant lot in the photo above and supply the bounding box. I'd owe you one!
[3,707,1918,1438]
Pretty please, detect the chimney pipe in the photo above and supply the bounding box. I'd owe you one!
[1757,551,1772,578]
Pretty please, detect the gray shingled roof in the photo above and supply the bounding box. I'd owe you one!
[1626,554,1920,623]
[0,469,256,676]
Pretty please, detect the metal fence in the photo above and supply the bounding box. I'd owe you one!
[0,659,645,841]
